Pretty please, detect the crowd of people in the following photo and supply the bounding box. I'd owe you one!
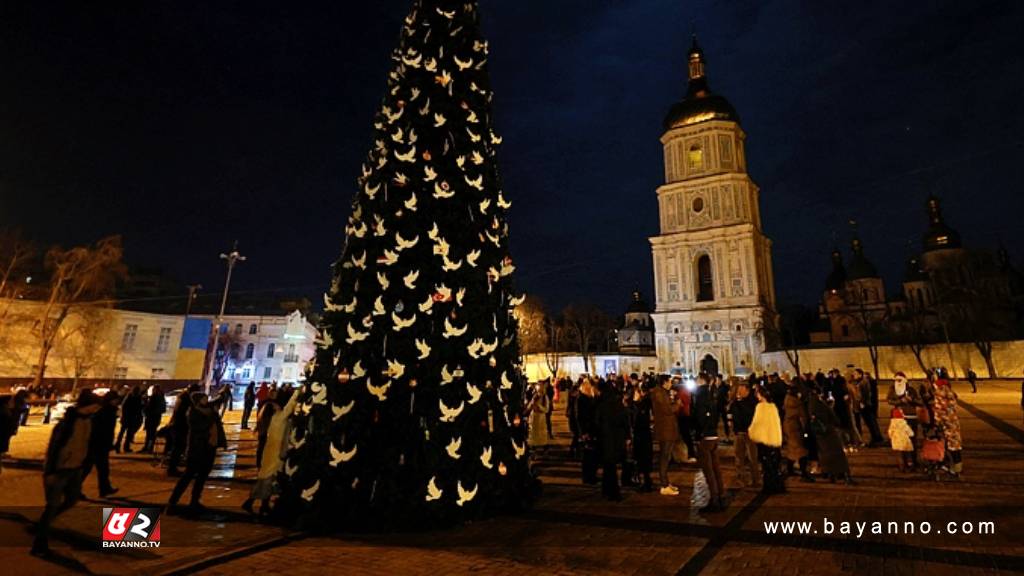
[17,379,277,556]
[533,365,974,509]
[2,364,1017,557]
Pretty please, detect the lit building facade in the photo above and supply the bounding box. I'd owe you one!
[649,36,776,376]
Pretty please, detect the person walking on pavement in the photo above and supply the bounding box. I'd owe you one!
[219,381,233,415]
[115,385,144,453]
[81,390,120,498]
[967,369,977,394]
[167,392,226,515]
[142,384,167,453]
[651,374,681,496]
[243,388,297,517]
[167,384,198,476]
[693,373,726,512]
[241,382,256,430]
[783,380,814,482]
[31,390,101,556]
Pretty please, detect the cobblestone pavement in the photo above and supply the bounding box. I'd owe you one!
[2,380,1022,575]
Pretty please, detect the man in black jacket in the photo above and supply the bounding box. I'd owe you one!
[142,385,167,453]
[241,382,256,430]
[115,386,144,453]
[81,390,119,498]
[692,373,725,512]
[167,384,199,476]
[729,381,760,488]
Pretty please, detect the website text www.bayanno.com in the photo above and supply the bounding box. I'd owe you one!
[764,518,996,539]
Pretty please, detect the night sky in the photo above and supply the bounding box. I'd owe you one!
[2,0,1022,315]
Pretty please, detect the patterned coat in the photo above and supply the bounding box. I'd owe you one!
[932,382,962,451]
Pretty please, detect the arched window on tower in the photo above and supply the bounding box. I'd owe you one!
[688,145,703,172]
[696,255,714,302]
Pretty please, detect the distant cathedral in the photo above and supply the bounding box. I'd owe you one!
[815,195,1024,343]
[649,36,776,376]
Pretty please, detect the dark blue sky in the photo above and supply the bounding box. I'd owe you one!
[2,0,1022,315]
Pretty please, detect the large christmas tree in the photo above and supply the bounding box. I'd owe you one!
[276,0,534,527]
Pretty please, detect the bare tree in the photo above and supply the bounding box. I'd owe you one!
[58,306,119,390]
[756,300,801,375]
[543,313,565,378]
[562,303,613,374]
[515,295,549,356]
[31,236,126,387]
[889,304,935,376]
[0,229,35,336]
[840,292,888,381]
[943,286,1011,378]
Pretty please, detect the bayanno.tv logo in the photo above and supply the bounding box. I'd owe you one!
[101,507,162,548]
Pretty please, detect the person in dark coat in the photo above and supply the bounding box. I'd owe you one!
[241,382,256,429]
[576,379,599,485]
[168,392,226,514]
[0,391,28,475]
[692,373,725,511]
[167,384,198,476]
[566,384,580,458]
[768,373,788,416]
[594,383,629,501]
[32,390,101,556]
[142,385,167,453]
[729,381,760,488]
[716,376,732,441]
[630,383,654,492]
[81,390,120,497]
[115,385,144,453]
[807,390,853,484]
[855,369,884,446]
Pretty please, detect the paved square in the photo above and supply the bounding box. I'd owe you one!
[2,381,1022,575]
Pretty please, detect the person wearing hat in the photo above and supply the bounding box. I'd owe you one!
[32,389,102,556]
[167,392,226,515]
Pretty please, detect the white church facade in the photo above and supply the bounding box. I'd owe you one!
[650,37,776,377]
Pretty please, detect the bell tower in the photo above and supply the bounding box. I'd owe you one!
[649,35,776,375]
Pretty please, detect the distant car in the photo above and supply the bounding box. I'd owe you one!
[50,387,111,421]
[164,389,185,412]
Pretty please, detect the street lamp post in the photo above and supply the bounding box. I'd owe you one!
[206,242,246,393]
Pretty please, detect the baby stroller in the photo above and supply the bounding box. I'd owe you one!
[920,424,958,481]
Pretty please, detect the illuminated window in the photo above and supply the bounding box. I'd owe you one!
[688,145,704,171]
[696,255,714,302]
[121,324,138,351]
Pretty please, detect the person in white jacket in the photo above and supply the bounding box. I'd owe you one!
[243,387,299,517]
[888,407,915,471]
[748,385,785,494]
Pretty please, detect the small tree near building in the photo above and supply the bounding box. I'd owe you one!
[31,236,126,387]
